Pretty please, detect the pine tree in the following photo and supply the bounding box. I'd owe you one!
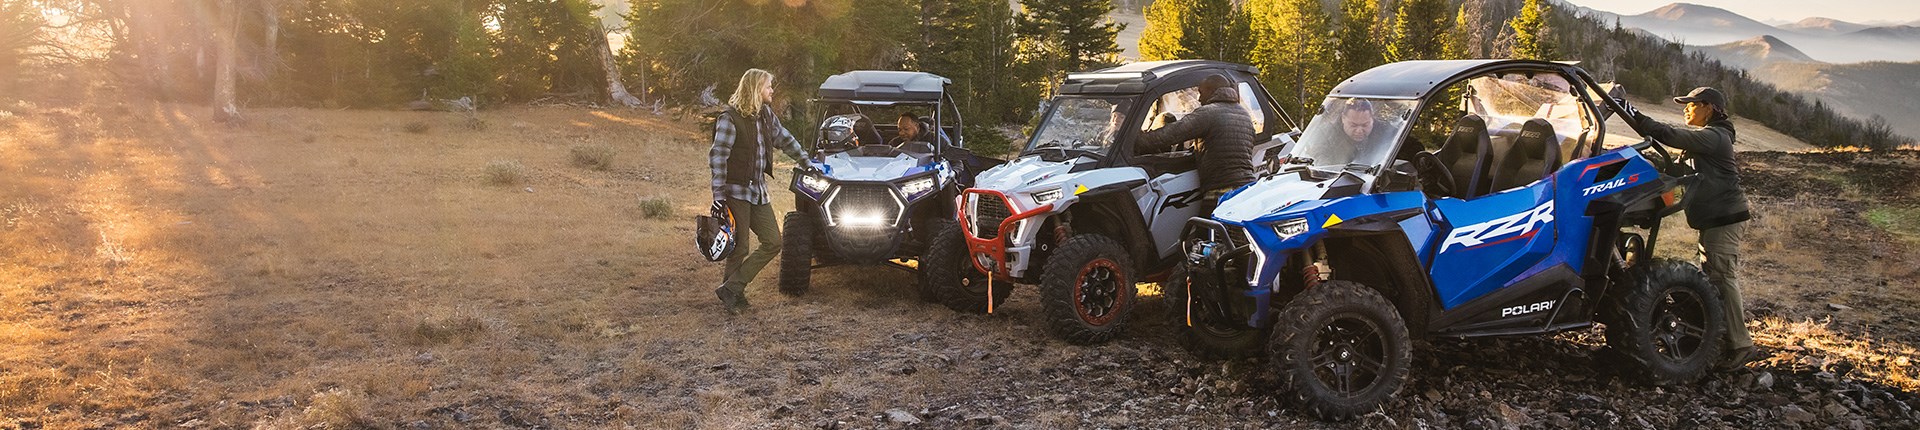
[1138,0,1186,61]
[1018,0,1123,75]
[1247,0,1334,116]
[1333,0,1384,80]
[1139,0,1249,62]
[1509,0,1554,60]
[1444,4,1473,59]
[1386,0,1451,62]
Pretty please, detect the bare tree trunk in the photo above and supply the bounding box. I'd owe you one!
[263,0,280,67]
[596,25,642,108]
[213,0,239,121]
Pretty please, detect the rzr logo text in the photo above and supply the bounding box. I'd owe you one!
[1440,201,1555,252]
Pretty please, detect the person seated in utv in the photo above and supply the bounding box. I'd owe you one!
[889,112,950,147]
[818,113,879,152]
[1132,73,1256,210]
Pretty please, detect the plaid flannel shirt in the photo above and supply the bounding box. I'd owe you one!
[710,107,808,204]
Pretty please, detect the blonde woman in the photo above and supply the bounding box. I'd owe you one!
[709,68,809,314]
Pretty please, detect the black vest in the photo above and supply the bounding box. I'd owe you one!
[724,109,768,186]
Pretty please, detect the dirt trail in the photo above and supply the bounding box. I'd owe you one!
[1,93,1915,428]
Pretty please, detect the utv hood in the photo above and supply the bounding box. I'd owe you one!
[1213,170,1364,223]
[821,151,932,182]
[973,155,1089,192]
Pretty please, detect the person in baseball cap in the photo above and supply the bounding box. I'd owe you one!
[1626,86,1757,369]
[1672,87,1728,126]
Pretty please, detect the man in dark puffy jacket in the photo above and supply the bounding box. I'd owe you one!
[1624,86,1756,369]
[1134,73,1256,210]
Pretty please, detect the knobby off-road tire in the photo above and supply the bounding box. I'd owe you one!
[778,211,814,296]
[1040,234,1136,345]
[925,220,1008,313]
[1268,280,1413,420]
[1604,258,1725,385]
[1165,265,1268,359]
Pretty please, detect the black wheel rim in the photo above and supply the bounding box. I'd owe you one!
[1651,289,1709,361]
[1075,259,1124,326]
[1310,313,1388,396]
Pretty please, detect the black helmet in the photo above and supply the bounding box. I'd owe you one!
[695,201,736,262]
[819,114,865,150]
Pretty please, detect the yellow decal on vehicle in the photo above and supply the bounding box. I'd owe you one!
[1074,184,1089,195]
[1323,214,1344,228]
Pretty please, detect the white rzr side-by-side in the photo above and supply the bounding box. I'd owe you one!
[920,61,1297,344]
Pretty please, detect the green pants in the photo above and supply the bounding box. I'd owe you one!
[1700,221,1750,350]
[721,199,782,296]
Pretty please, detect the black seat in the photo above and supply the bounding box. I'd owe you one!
[855,117,884,148]
[1434,115,1494,198]
[1490,119,1561,191]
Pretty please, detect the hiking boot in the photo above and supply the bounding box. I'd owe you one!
[715,285,750,315]
[1717,346,1759,370]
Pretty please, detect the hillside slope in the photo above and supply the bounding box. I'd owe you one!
[1752,61,1920,140]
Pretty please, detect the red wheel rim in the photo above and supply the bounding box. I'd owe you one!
[1073,258,1127,326]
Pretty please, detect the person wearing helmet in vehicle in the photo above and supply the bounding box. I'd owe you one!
[1134,73,1256,211]
[710,68,811,315]
[1622,86,1756,368]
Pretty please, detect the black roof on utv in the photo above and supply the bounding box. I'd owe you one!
[1330,59,1584,100]
[817,71,950,103]
[1058,60,1260,95]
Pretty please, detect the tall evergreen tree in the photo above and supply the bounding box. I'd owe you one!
[1247,0,1334,116]
[1139,0,1249,62]
[1444,4,1473,59]
[1333,0,1384,80]
[919,0,1041,126]
[1018,0,1123,75]
[1386,0,1451,62]
[1509,0,1554,60]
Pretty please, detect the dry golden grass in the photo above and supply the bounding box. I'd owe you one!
[0,96,724,427]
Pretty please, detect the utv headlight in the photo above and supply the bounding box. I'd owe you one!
[799,173,833,194]
[899,176,937,200]
[1031,188,1064,205]
[1272,218,1309,240]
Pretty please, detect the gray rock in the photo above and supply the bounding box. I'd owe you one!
[885,409,922,425]
[1781,404,1817,423]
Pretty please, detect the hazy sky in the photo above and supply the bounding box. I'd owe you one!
[1563,0,1920,25]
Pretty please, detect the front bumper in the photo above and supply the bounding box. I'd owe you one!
[958,189,1052,279]
[1181,218,1283,328]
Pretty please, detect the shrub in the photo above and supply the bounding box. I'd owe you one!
[570,145,616,171]
[483,160,526,186]
[639,196,673,219]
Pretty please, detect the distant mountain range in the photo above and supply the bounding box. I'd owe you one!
[1681,35,1920,139]
[1567,2,1920,63]
[1565,2,1919,139]
[1688,35,1818,69]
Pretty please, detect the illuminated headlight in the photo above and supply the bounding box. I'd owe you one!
[799,174,833,194]
[899,176,937,200]
[1272,218,1309,240]
[841,213,887,227]
[1030,188,1063,205]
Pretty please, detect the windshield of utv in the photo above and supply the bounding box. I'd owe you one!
[1025,97,1131,159]
[1290,97,1414,170]
[811,101,940,153]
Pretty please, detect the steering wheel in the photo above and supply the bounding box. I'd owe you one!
[1413,151,1458,198]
